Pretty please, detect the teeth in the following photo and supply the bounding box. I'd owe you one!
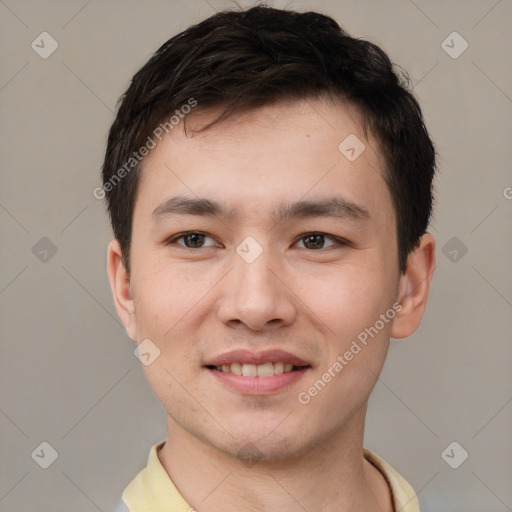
[242,364,258,377]
[230,362,242,375]
[257,362,274,377]
[214,362,304,376]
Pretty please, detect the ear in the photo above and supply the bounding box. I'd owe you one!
[391,233,436,339]
[107,239,137,341]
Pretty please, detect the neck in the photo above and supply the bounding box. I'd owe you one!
[158,406,393,512]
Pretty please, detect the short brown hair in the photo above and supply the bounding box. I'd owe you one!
[101,4,436,272]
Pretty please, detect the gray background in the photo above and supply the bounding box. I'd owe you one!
[1,0,511,511]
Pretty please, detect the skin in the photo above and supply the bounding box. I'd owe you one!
[108,95,436,512]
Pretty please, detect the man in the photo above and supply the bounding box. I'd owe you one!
[102,4,436,511]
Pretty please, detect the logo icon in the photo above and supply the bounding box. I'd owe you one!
[31,441,59,469]
[237,442,263,467]
[441,441,468,469]
[338,134,366,162]
[31,32,59,59]
[134,339,161,366]
[441,32,468,59]
[236,236,263,264]
[442,237,468,263]
[32,237,58,263]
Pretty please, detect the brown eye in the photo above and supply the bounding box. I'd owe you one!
[168,231,218,248]
[183,233,205,248]
[298,233,337,250]
[303,234,324,249]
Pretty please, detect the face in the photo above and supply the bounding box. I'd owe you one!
[111,96,413,462]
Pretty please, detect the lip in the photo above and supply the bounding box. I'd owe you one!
[207,366,310,395]
[203,349,310,367]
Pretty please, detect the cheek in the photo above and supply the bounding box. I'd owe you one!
[298,262,395,342]
[131,259,213,338]
[297,263,397,409]
[296,272,394,417]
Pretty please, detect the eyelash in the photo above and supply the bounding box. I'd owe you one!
[165,231,349,250]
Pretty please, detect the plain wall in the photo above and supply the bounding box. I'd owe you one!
[1,0,511,510]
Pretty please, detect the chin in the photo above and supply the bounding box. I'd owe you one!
[225,435,309,464]
[209,420,318,464]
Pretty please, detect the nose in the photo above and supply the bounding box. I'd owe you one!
[216,246,297,332]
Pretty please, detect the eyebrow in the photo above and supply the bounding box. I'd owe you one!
[152,194,370,223]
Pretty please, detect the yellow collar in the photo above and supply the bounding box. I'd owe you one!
[122,442,420,511]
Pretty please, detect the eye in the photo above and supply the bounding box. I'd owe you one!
[295,233,344,250]
[167,231,218,249]
[166,231,347,251]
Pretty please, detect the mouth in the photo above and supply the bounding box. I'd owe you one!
[205,362,310,377]
[202,350,312,395]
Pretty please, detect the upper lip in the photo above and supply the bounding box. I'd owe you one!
[204,349,311,367]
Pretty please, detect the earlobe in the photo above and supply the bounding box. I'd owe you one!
[106,239,137,340]
[391,233,436,339]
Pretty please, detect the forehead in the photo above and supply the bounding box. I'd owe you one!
[134,96,393,226]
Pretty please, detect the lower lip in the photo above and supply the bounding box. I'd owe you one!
[206,367,310,395]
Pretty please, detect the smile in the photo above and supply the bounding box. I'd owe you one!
[205,363,311,395]
[207,362,308,377]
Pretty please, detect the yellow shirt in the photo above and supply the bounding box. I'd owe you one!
[119,441,420,512]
